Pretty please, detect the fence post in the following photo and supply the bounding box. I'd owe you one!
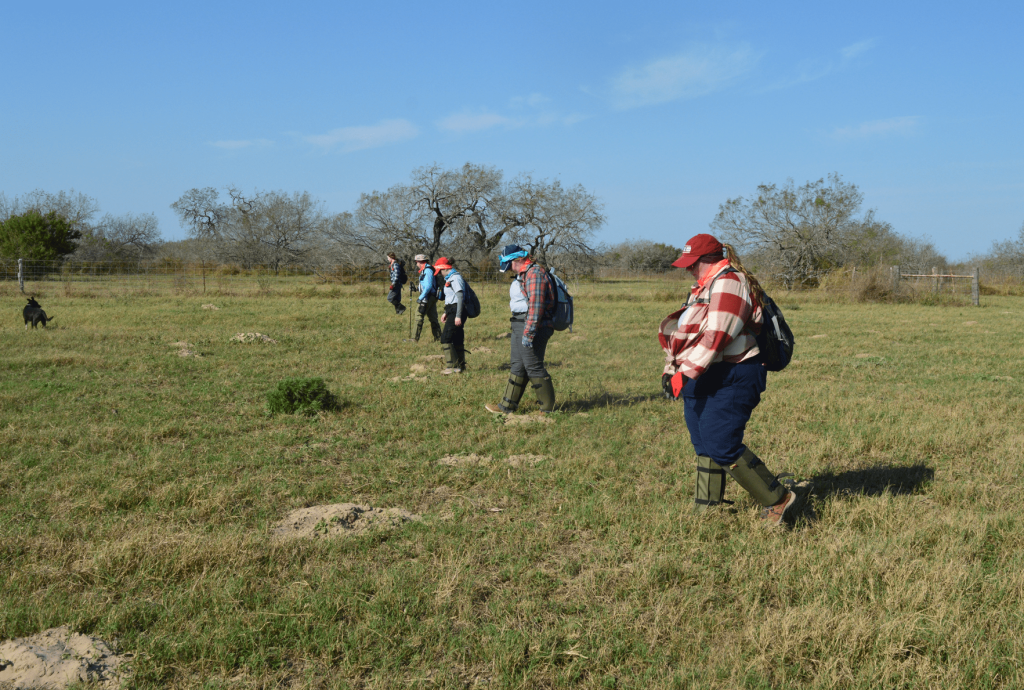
[972,267,980,306]
[18,258,24,293]
[932,266,939,294]
[891,265,901,293]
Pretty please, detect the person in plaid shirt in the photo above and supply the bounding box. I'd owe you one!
[485,244,557,414]
[660,233,796,526]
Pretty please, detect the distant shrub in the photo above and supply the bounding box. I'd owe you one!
[266,377,340,416]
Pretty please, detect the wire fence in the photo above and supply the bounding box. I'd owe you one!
[0,258,1000,305]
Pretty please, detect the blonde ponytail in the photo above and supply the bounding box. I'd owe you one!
[723,244,764,309]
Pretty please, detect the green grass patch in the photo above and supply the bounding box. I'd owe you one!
[2,279,1024,687]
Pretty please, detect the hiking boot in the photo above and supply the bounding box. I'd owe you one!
[484,403,508,414]
[761,490,797,527]
[397,307,406,315]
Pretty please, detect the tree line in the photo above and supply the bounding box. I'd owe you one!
[4,169,1021,284]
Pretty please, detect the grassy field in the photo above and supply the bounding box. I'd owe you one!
[2,278,1023,689]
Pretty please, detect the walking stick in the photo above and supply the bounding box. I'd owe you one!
[409,282,414,339]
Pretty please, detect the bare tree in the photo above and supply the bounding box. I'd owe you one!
[2,189,100,235]
[711,173,867,287]
[504,176,605,267]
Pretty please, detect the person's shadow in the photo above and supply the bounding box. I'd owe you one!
[790,463,934,524]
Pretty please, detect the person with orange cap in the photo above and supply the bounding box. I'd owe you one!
[660,233,796,526]
[434,257,468,374]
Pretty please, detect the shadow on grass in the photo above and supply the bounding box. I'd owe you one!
[558,393,661,412]
[792,463,935,525]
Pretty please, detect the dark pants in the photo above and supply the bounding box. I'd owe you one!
[510,318,552,379]
[387,289,404,313]
[416,298,442,341]
[441,304,465,351]
[683,360,766,465]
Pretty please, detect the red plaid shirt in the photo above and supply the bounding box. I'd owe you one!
[659,263,762,379]
[519,261,555,340]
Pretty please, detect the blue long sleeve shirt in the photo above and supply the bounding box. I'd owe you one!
[418,264,436,302]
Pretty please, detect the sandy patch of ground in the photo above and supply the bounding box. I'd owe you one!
[494,332,511,340]
[409,363,428,373]
[0,625,131,689]
[231,332,278,344]
[437,454,546,468]
[177,348,202,358]
[811,334,827,339]
[201,304,220,310]
[271,503,420,541]
[389,375,428,383]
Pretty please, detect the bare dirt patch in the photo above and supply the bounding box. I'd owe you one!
[570,335,586,341]
[201,304,220,310]
[409,363,428,373]
[231,332,278,344]
[0,625,131,689]
[177,348,202,358]
[437,454,545,467]
[421,354,444,361]
[811,334,827,339]
[494,332,511,340]
[271,503,420,541]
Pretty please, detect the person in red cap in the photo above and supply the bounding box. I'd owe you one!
[660,233,797,526]
[434,257,468,374]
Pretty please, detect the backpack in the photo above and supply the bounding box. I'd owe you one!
[439,270,481,318]
[700,268,794,372]
[548,271,574,332]
[395,261,408,287]
[755,292,794,372]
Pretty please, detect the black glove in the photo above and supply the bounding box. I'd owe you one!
[417,302,427,315]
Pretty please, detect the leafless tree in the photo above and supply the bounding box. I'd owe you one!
[711,173,868,287]
[217,188,326,272]
[1,189,100,235]
[503,175,605,267]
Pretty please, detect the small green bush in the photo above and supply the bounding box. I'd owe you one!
[265,377,339,416]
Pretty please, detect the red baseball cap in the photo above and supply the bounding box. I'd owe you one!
[671,234,724,268]
[433,257,453,273]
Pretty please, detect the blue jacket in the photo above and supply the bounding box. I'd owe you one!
[418,264,436,302]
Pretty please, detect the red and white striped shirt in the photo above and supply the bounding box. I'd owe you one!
[659,263,762,380]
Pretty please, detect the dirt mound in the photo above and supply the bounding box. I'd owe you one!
[231,332,277,344]
[177,348,201,358]
[0,625,131,689]
[494,332,511,340]
[271,503,420,541]
[409,363,428,373]
[201,304,220,310]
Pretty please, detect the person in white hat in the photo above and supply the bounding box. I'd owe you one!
[409,254,442,343]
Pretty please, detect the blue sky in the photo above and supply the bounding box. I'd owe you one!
[3,0,1022,260]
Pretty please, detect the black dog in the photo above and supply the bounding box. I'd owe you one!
[23,297,55,329]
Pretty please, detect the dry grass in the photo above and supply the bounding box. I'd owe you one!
[2,277,1024,688]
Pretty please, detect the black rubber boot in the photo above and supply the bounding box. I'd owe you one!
[530,376,555,412]
[694,455,727,512]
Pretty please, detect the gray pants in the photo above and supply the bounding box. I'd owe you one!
[416,298,442,341]
[510,318,553,379]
